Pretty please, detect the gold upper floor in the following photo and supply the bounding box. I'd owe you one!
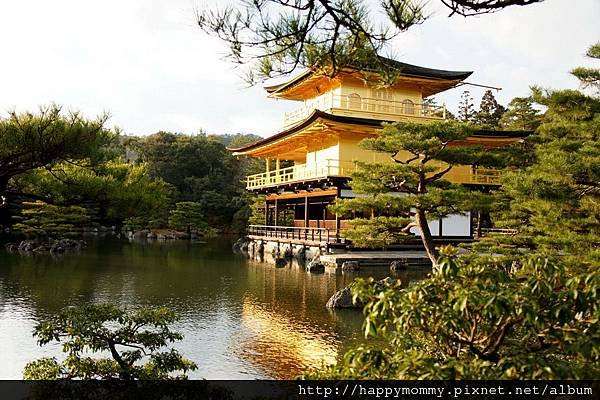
[281,88,446,129]
[266,63,472,128]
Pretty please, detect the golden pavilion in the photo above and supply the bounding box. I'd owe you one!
[230,58,526,245]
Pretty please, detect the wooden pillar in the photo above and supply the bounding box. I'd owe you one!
[335,188,341,233]
[264,200,269,225]
[304,195,308,228]
[274,198,279,226]
[275,158,280,183]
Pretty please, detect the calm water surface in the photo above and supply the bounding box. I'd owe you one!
[0,237,428,379]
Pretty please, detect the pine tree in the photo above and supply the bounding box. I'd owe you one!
[457,90,475,122]
[13,201,91,239]
[23,304,197,380]
[499,96,542,131]
[197,0,544,84]
[168,202,212,236]
[331,121,511,266]
[473,89,506,128]
[571,42,600,94]
[487,42,600,267]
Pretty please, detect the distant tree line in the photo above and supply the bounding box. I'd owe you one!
[0,108,262,240]
[451,88,542,131]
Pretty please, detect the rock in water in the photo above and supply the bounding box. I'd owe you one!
[306,260,325,273]
[325,284,360,309]
[232,237,251,252]
[390,260,406,271]
[341,261,360,271]
[5,243,19,252]
[283,246,293,259]
[275,257,287,268]
[326,277,397,309]
[19,240,37,252]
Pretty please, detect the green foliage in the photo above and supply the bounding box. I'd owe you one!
[306,248,600,379]
[486,89,600,265]
[23,304,197,380]
[340,216,413,249]
[13,201,91,238]
[168,202,213,236]
[134,132,250,231]
[481,46,600,266]
[247,195,266,226]
[15,162,172,228]
[473,90,506,128]
[211,133,262,148]
[0,104,115,200]
[571,41,600,93]
[332,120,508,264]
[499,96,542,131]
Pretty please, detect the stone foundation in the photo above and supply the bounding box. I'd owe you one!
[234,237,325,267]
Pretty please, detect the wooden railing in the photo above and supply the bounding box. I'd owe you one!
[248,225,343,244]
[481,228,518,235]
[447,168,503,185]
[246,159,356,189]
[246,159,503,189]
[284,93,446,128]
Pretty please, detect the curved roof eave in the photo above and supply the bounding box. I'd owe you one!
[228,110,384,154]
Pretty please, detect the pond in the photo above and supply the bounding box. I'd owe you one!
[0,237,429,379]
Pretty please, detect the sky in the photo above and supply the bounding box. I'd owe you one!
[0,0,598,138]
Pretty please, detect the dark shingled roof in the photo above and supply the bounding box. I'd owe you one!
[265,57,473,94]
[376,56,472,80]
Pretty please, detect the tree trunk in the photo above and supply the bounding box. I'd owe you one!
[475,210,483,239]
[107,340,131,380]
[415,208,439,267]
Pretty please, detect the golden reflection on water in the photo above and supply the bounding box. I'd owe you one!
[236,298,339,379]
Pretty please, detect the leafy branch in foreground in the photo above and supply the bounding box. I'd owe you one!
[23,304,197,380]
[196,0,543,84]
[305,247,600,379]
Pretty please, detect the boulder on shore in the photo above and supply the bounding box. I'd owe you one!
[5,238,85,255]
[132,230,149,240]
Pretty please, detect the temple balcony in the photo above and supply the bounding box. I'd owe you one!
[246,159,355,190]
[283,93,446,129]
[245,159,503,191]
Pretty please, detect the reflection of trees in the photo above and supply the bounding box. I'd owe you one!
[0,237,432,378]
[0,238,251,319]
